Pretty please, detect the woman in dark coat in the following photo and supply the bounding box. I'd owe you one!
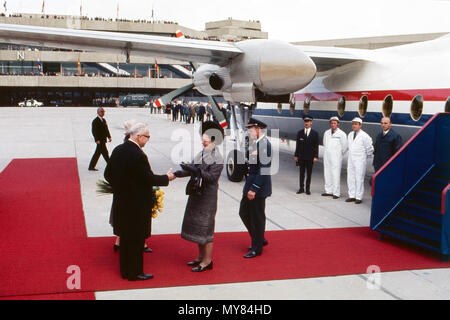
[175,121,224,272]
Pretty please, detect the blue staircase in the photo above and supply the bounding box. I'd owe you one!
[371,113,450,260]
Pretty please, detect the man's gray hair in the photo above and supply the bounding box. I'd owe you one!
[129,122,149,137]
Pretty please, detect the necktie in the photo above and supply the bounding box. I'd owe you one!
[353,131,358,140]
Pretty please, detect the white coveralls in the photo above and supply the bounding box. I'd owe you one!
[347,129,374,200]
[323,128,348,197]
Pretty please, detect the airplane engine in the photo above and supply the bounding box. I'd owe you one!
[193,39,316,103]
[193,64,232,96]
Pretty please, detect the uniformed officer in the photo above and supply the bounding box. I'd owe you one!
[239,118,272,258]
[294,115,319,195]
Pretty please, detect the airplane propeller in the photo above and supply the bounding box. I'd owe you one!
[153,31,229,130]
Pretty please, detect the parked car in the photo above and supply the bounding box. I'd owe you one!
[18,99,44,107]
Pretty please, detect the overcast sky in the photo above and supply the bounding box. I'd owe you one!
[4,0,450,41]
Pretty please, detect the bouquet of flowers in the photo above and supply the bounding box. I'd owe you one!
[151,187,165,219]
[96,180,164,219]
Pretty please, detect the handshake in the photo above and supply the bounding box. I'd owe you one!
[173,163,201,178]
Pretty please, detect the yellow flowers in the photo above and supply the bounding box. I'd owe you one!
[152,187,165,219]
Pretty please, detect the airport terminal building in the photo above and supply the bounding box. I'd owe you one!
[0,14,267,106]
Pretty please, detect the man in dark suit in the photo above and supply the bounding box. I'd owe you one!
[88,107,112,171]
[239,118,272,258]
[104,123,175,281]
[373,117,403,172]
[294,115,319,195]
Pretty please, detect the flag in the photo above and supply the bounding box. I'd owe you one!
[116,1,119,18]
[37,59,41,72]
[41,0,45,13]
[3,1,6,12]
[155,60,159,78]
[77,59,81,73]
[80,1,82,16]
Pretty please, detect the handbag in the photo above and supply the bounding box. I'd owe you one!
[186,174,203,196]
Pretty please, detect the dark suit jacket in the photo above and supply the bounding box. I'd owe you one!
[104,141,169,239]
[243,136,272,198]
[373,129,403,172]
[295,128,319,161]
[92,117,111,143]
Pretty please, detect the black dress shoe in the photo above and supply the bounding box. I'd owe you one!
[345,198,356,202]
[244,250,261,258]
[355,199,362,204]
[191,261,213,272]
[306,190,311,195]
[88,168,98,171]
[296,189,305,194]
[128,273,154,281]
[187,260,202,266]
[333,195,340,199]
[321,193,333,197]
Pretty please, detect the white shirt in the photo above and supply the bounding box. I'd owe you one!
[128,138,142,149]
[304,128,310,137]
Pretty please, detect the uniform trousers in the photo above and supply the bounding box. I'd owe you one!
[119,237,145,279]
[89,142,110,169]
[239,196,266,254]
[299,159,314,191]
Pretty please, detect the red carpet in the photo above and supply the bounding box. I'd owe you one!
[0,158,448,299]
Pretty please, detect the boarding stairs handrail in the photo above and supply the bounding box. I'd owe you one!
[370,112,449,230]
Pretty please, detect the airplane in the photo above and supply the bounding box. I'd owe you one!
[0,23,448,182]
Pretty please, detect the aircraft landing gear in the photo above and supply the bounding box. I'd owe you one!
[226,149,246,182]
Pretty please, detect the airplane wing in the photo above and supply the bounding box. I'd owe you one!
[0,23,242,65]
[295,45,372,71]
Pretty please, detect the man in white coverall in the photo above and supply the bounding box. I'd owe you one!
[346,117,373,204]
[322,117,348,199]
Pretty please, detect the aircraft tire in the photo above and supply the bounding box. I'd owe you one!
[226,149,245,182]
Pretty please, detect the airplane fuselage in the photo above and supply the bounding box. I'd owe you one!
[252,35,450,144]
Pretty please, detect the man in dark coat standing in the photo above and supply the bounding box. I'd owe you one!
[373,117,403,172]
[239,118,272,258]
[88,107,112,171]
[295,115,319,195]
[104,123,175,281]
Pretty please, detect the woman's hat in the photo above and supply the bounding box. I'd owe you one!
[200,121,225,145]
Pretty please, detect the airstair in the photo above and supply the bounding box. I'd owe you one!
[371,113,450,260]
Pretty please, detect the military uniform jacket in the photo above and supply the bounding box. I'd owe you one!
[243,136,272,198]
[92,116,111,143]
[295,128,319,160]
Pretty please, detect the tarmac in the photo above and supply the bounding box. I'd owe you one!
[1,106,450,300]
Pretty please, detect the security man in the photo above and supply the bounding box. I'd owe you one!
[239,118,272,258]
[294,115,319,195]
[373,117,403,172]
